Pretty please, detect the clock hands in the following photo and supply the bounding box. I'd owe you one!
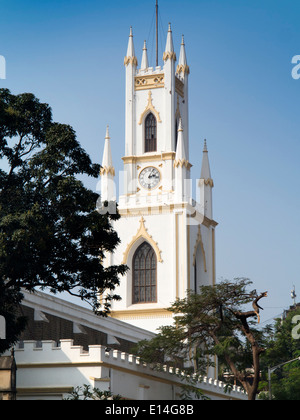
[148,169,159,179]
[139,167,160,190]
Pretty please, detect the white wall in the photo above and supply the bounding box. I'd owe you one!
[8,340,247,401]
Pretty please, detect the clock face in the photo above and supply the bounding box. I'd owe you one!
[139,166,161,190]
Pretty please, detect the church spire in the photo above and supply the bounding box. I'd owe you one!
[124,27,138,67]
[199,139,213,219]
[101,125,113,170]
[140,40,149,71]
[177,35,190,76]
[175,119,186,161]
[200,139,212,182]
[163,23,176,62]
[100,126,115,202]
[174,119,191,203]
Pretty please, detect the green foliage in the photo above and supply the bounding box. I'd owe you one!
[0,89,127,354]
[135,279,269,400]
[64,385,123,400]
[259,308,300,400]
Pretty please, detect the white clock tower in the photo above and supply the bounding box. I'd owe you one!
[100,24,217,334]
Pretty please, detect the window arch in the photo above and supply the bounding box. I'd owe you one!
[133,242,157,304]
[145,113,157,153]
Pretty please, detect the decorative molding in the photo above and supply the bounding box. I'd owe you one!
[193,225,207,272]
[138,91,162,125]
[202,217,218,228]
[173,159,192,170]
[163,51,177,62]
[135,73,164,91]
[176,64,190,75]
[199,178,214,188]
[122,152,175,164]
[100,166,115,176]
[110,308,172,320]
[121,217,163,264]
[124,56,138,67]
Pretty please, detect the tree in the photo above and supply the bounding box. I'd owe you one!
[0,89,127,354]
[259,307,300,400]
[64,385,123,400]
[135,278,269,400]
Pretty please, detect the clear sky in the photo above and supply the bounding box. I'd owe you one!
[1,0,299,326]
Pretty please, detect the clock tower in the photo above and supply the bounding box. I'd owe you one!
[100,25,217,334]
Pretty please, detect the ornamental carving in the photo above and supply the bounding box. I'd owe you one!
[135,73,164,91]
[122,217,163,264]
[138,91,162,125]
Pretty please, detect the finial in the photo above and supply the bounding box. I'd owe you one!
[203,139,208,152]
[141,40,149,70]
[178,118,183,132]
[105,125,110,140]
[129,26,133,37]
[168,22,172,32]
[181,35,185,45]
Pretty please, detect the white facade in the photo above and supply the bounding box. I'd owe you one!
[4,293,247,400]
[8,340,247,400]
[101,26,217,336]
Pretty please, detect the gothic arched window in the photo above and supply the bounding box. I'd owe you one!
[145,113,157,153]
[133,242,157,304]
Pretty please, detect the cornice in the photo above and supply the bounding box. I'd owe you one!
[122,152,175,164]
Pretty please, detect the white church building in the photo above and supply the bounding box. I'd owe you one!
[3,23,247,401]
[102,25,217,334]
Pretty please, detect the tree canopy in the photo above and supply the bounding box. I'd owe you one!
[259,307,300,400]
[0,89,127,354]
[135,278,269,400]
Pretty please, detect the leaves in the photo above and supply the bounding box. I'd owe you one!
[135,279,269,400]
[259,308,300,400]
[64,385,123,400]
[0,89,127,353]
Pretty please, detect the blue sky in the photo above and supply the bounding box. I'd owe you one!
[1,0,300,325]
